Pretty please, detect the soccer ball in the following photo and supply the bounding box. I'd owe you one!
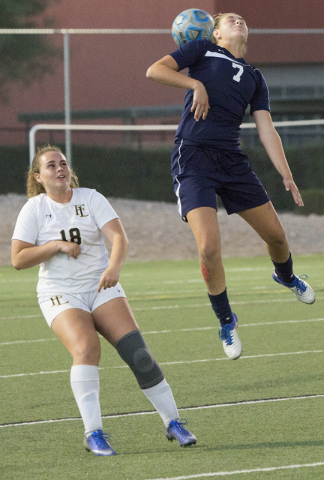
[172,8,214,47]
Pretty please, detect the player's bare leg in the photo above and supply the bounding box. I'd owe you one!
[238,201,289,262]
[186,206,225,295]
[52,309,101,365]
[52,309,116,455]
[187,206,242,359]
[239,201,315,304]
[93,297,196,446]
[92,297,139,346]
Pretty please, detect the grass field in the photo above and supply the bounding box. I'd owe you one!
[1,254,324,479]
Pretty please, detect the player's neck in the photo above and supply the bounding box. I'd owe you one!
[46,188,73,204]
[218,41,245,59]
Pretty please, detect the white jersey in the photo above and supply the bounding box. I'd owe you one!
[12,188,118,294]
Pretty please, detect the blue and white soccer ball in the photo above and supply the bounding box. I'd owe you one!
[172,8,214,47]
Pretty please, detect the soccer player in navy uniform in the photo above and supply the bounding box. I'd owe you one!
[147,12,315,360]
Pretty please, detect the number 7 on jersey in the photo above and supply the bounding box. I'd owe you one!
[232,63,244,82]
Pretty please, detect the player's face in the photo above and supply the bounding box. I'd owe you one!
[214,14,248,44]
[35,151,71,192]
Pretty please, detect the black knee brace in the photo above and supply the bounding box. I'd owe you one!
[115,330,164,389]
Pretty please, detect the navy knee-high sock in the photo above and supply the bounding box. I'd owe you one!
[272,252,294,283]
[208,289,232,326]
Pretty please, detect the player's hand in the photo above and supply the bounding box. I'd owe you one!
[191,83,210,121]
[57,241,81,259]
[283,178,304,207]
[97,265,120,292]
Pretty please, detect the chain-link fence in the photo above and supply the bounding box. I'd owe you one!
[1,28,324,213]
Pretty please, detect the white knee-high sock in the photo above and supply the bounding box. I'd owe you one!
[70,365,102,437]
[142,379,179,428]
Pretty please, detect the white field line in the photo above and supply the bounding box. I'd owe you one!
[0,267,271,284]
[145,462,324,480]
[124,275,269,287]
[162,277,266,284]
[1,316,324,346]
[1,295,324,322]
[126,287,289,296]
[142,317,324,335]
[0,278,37,283]
[133,296,324,310]
[1,349,324,379]
[0,338,58,346]
[1,393,324,428]
[0,314,43,321]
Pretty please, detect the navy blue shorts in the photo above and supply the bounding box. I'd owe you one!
[171,144,270,220]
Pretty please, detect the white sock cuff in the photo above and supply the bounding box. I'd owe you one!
[70,364,99,382]
[143,378,170,397]
[142,378,179,428]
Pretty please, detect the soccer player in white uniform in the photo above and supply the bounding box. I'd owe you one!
[11,145,196,456]
[146,12,315,360]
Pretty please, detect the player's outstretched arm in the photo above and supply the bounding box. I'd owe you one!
[253,110,304,207]
[146,55,209,121]
[11,239,81,270]
[97,219,129,292]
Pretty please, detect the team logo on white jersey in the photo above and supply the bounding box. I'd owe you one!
[74,204,88,217]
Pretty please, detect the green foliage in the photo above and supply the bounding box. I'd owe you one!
[72,144,175,202]
[296,189,324,215]
[0,1,56,26]
[1,142,324,213]
[0,0,60,103]
[243,143,324,212]
[0,143,176,202]
[0,145,30,194]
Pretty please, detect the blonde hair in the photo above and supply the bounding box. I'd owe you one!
[27,145,79,198]
[212,12,247,56]
[213,13,230,31]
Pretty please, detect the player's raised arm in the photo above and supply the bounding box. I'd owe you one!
[146,55,209,121]
[147,55,186,87]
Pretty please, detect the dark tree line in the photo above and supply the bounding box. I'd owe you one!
[0,0,60,103]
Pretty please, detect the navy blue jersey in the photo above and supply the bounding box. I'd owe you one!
[170,40,270,150]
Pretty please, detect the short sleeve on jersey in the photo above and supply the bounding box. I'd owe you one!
[249,71,270,115]
[170,39,209,70]
[12,199,38,244]
[87,190,119,230]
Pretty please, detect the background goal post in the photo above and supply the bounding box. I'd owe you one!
[29,119,324,165]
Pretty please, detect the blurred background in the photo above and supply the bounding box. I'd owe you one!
[1,0,324,214]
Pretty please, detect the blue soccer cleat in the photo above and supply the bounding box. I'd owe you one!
[166,419,197,447]
[84,429,117,456]
[218,313,242,360]
[272,272,315,304]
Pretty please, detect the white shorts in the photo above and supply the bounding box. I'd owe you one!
[38,282,127,328]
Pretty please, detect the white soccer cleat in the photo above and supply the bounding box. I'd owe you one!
[272,272,315,304]
[218,313,242,360]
